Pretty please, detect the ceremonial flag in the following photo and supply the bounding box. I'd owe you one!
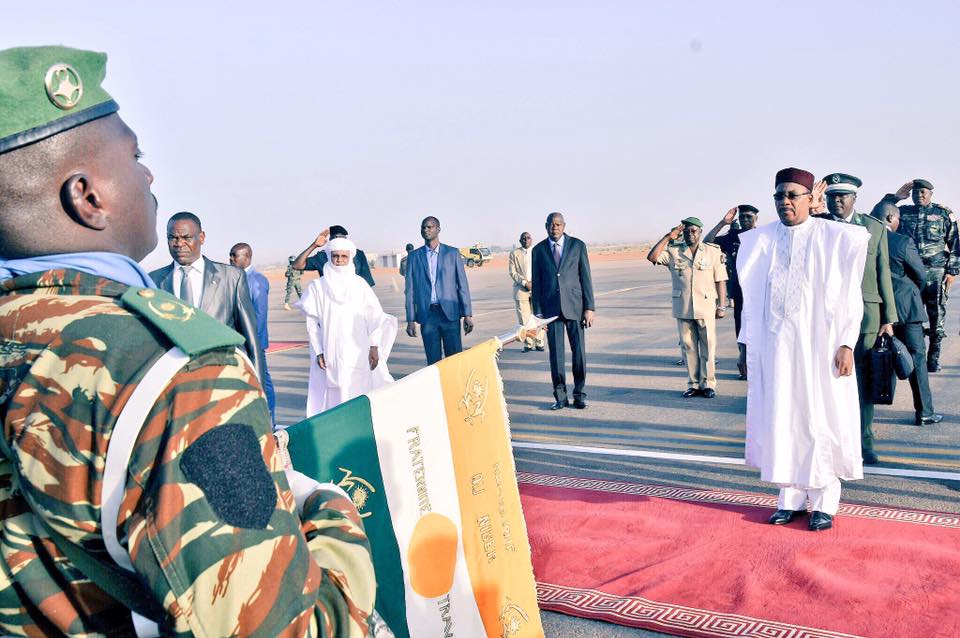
[285,338,543,638]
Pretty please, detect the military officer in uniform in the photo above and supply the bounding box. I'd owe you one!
[705,204,759,344]
[647,217,728,397]
[0,46,374,637]
[822,173,897,464]
[283,254,303,309]
[879,179,960,372]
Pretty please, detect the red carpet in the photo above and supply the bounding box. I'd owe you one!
[518,473,960,638]
[265,340,307,354]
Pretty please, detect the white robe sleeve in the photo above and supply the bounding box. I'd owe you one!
[363,287,385,347]
[298,281,325,356]
[735,229,766,347]
[836,228,869,350]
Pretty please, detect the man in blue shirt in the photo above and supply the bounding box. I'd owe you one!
[229,242,276,422]
[404,216,474,364]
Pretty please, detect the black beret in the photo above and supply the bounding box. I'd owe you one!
[913,179,934,190]
[737,204,759,214]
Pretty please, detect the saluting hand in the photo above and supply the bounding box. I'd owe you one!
[722,207,737,225]
[834,346,854,376]
[313,228,330,248]
[894,181,913,201]
[668,224,684,240]
[811,180,828,213]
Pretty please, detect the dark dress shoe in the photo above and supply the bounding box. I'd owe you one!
[917,414,944,425]
[862,449,879,465]
[768,509,806,525]
[927,361,941,373]
[682,388,700,398]
[573,399,587,409]
[701,388,716,398]
[522,346,532,353]
[535,345,545,352]
[551,400,569,410]
[674,359,684,366]
[809,511,833,531]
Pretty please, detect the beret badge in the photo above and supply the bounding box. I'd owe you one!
[44,63,83,110]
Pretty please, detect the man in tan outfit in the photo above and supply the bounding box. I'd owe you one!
[509,231,545,351]
[647,217,728,397]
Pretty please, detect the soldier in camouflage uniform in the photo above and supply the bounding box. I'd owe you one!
[880,179,960,372]
[284,255,303,310]
[0,46,375,637]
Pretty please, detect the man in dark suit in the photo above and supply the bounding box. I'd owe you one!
[229,242,275,422]
[873,202,943,425]
[291,225,376,287]
[531,212,595,410]
[404,216,474,364]
[149,212,265,383]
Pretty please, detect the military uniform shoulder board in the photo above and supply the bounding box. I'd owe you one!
[120,287,244,356]
[703,241,721,249]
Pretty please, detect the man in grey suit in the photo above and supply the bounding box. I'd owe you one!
[405,216,474,364]
[873,202,943,425]
[531,212,595,410]
[149,212,265,383]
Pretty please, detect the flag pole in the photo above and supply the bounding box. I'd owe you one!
[495,315,557,347]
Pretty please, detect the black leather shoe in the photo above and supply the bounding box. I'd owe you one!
[535,345,545,352]
[551,400,569,410]
[682,388,700,398]
[522,346,532,353]
[768,509,806,525]
[701,388,716,398]
[928,360,941,373]
[917,414,944,425]
[862,449,879,465]
[573,399,587,409]
[674,359,684,366]
[809,511,833,531]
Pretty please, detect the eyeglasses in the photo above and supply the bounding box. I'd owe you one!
[773,191,811,202]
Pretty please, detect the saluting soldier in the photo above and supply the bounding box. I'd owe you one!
[283,254,303,310]
[880,179,960,372]
[822,173,897,464]
[0,46,374,637]
[647,217,728,398]
[704,204,759,344]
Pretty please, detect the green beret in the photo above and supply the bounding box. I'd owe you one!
[0,45,118,154]
[681,217,703,228]
[913,179,934,190]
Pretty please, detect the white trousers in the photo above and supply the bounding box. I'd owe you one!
[777,477,842,515]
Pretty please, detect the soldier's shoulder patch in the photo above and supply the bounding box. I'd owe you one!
[703,241,721,250]
[120,287,244,356]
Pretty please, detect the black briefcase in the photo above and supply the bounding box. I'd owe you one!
[868,334,896,405]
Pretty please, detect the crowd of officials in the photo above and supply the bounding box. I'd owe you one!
[646,174,956,465]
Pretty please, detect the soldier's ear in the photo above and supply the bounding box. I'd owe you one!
[61,173,108,231]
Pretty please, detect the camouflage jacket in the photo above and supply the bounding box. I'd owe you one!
[883,195,960,274]
[0,270,374,638]
[286,264,303,285]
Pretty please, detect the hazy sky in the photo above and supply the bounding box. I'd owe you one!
[8,1,960,268]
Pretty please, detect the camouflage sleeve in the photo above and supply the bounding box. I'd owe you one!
[122,349,374,638]
[944,208,960,275]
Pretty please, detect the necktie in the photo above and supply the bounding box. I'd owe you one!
[553,242,561,268]
[179,265,194,305]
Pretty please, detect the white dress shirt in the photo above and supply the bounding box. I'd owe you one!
[172,256,206,305]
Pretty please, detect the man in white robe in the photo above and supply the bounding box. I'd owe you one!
[298,238,398,415]
[737,167,869,532]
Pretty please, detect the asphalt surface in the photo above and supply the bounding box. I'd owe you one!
[266,257,960,637]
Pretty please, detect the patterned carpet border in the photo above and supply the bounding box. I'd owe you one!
[517,472,960,529]
[265,341,308,355]
[536,583,863,638]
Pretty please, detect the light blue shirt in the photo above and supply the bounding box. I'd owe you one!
[549,235,566,263]
[427,245,440,304]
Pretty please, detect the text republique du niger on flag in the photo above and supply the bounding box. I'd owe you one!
[286,338,543,638]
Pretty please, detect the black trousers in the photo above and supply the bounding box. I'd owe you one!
[894,322,935,419]
[421,305,462,365]
[547,317,586,402]
[731,290,743,339]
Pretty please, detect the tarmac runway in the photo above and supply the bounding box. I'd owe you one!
[265,257,960,637]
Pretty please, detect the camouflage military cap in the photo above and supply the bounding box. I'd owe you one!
[913,179,934,190]
[0,45,118,154]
